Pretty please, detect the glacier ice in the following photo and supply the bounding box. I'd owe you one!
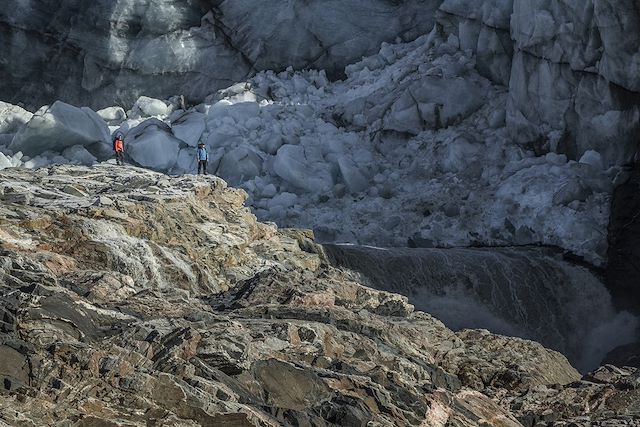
[273,145,333,194]
[0,0,441,110]
[1,22,632,266]
[439,0,640,168]
[171,111,206,147]
[97,107,127,126]
[217,146,263,186]
[129,96,170,119]
[0,101,33,134]
[125,119,182,170]
[9,101,110,158]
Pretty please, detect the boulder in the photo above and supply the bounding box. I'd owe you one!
[0,345,32,391]
[253,359,332,411]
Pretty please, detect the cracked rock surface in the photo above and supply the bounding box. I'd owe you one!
[0,164,638,426]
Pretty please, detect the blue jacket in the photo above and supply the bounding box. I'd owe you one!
[197,147,208,161]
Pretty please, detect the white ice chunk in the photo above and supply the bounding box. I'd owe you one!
[337,157,369,193]
[97,106,127,126]
[579,150,604,170]
[273,145,333,193]
[217,146,263,185]
[9,101,110,157]
[261,183,278,198]
[129,96,170,118]
[256,130,284,155]
[126,119,181,170]
[171,111,206,147]
[0,152,13,169]
[382,77,486,134]
[440,136,481,174]
[0,101,33,134]
[207,101,260,123]
[269,192,298,209]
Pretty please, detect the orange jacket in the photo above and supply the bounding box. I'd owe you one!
[113,138,124,152]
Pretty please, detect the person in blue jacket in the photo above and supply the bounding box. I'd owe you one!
[197,143,208,175]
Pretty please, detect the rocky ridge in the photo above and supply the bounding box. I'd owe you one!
[0,164,638,426]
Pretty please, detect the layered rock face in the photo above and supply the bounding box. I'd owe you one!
[1,164,638,425]
[0,0,440,110]
[437,0,640,167]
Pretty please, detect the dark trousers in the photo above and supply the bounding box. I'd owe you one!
[198,160,208,175]
[115,151,124,165]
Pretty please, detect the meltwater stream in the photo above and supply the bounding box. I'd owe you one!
[324,244,639,372]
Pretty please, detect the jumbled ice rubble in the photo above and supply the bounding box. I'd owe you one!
[0,33,626,267]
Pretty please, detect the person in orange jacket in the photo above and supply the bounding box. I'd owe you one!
[113,133,125,165]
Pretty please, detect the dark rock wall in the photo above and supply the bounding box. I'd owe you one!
[607,164,640,312]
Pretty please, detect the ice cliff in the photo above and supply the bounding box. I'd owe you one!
[438,0,640,168]
[0,0,440,109]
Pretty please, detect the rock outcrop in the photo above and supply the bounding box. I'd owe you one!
[0,164,639,425]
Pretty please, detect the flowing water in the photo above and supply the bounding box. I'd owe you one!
[324,244,639,372]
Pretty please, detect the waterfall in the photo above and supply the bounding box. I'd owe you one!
[324,244,639,372]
